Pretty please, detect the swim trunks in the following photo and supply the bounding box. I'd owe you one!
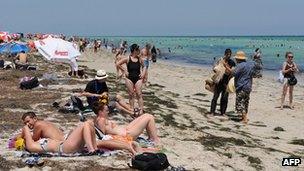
[38,138,48,153]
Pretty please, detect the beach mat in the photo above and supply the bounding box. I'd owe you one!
[15,149,119,158]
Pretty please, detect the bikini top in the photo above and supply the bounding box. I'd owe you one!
[94,124,105,140]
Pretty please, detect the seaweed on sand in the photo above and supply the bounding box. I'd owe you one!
[193,93,207,97]
[273,127,285,131]
[289,139,304,146]
[200,134,247,150]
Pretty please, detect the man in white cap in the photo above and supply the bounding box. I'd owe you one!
[233,51,262,123]
[74,70,134,116]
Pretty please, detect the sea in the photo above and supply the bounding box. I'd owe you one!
[90,36,303,73]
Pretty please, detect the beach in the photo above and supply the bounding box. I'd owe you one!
[0,49,304,170]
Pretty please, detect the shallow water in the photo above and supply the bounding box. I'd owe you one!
[90,36,304,72]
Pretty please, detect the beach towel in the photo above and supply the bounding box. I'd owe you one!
[15,149,118,158]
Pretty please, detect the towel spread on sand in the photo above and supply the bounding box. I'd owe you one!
[15,149,119,158]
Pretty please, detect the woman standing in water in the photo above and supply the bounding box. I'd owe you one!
[281,52,299,110]
[116,44,144,115]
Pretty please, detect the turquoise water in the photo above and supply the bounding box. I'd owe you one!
[91,36,304,71]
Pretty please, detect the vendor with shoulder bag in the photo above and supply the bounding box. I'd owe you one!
[281,52,299,110]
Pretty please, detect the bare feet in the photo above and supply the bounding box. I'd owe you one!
[242,113,248,124]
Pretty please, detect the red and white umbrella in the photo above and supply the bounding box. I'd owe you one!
[0,31,11,42]
[34,37,80,61]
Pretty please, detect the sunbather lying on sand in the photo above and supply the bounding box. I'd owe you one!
[15,112,145,155]
[92,102,161,145]
[19,120,98,154]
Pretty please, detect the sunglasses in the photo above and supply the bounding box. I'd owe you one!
[288,56,294,58]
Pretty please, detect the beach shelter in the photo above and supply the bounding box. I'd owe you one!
[34,37,80,61]
[0,42,30,54]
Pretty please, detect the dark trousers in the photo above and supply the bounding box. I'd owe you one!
[210,84,229,115]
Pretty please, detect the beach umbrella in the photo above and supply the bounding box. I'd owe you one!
[0,42,30,54]
[34,37,80,61]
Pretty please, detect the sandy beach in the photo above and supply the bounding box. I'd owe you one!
[0,49,304,170]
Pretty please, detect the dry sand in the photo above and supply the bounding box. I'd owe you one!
[0,49,303,170]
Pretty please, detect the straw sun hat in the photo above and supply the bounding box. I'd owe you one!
[95,70,108,80]
[234,51,247,60]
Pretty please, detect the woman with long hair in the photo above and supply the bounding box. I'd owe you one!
[281,52,299,110]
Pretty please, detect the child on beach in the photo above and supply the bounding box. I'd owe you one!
[280,52,299,110]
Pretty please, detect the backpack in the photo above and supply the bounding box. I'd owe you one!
[128,152,170,171]
[20,77,39,90]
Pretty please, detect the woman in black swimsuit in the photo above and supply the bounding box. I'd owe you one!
[116,44,144,115]
[281,52,299,110]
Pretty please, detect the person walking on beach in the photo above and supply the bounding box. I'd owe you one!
[151,45,157,62]
[252,48,263,78]
[210,49,235,116]
[280,52,299,110]
[141,43,152,84]
[233,51,262,123]
[116,44,145,115]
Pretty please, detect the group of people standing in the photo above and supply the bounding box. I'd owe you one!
[209,48,299,123]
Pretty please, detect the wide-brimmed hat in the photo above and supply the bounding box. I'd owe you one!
[95,70,108,80]
[234,51,247,60]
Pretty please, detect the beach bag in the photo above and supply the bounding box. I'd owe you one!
[277,70,284,84]
[226,77,235,93]
[128,152,170,171]
[205,78,215,93]
[287,75,297,86]
[20,77,39,90]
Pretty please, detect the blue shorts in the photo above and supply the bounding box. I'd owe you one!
[144,59,149,69]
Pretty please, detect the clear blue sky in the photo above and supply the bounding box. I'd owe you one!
[1,0,303,36]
